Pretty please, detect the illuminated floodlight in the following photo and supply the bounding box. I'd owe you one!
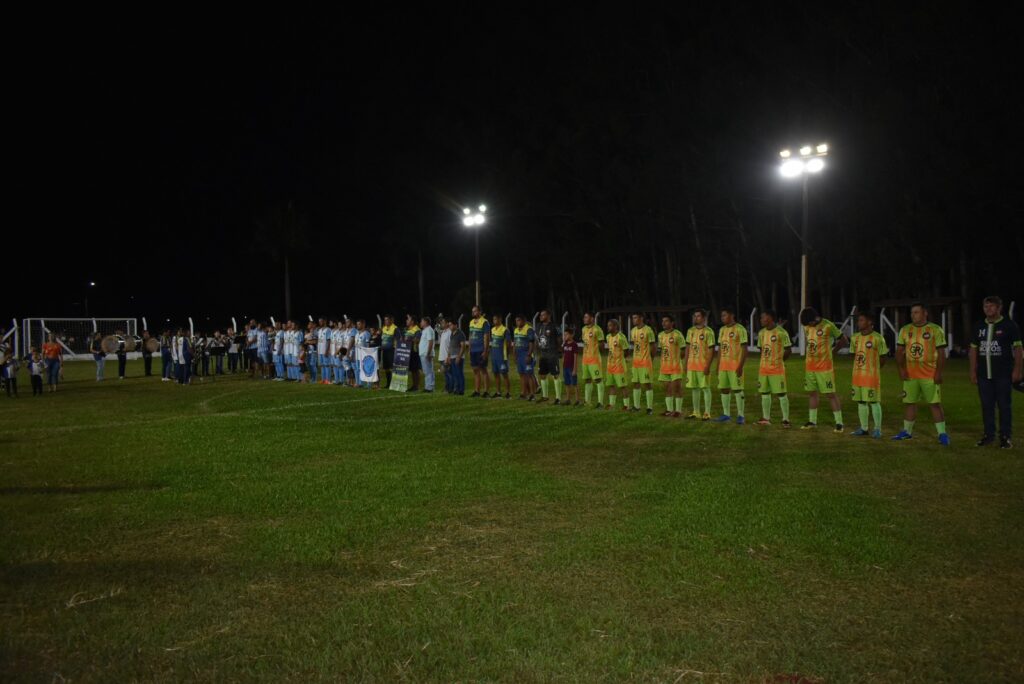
[463,207,471,215]
[473,213,486,226]
[816,143,828,154]
[780,159,805,177]
[478,204,487,212]
[806,158,825,173]
[799,145,813,156]
[779,149,791,158]
[463,216,475,227]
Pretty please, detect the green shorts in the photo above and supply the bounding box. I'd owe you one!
[851,385,880,402]
[902,379,941,404]
[685,370,709,389]
[658,372,684,382]
[717,370,744,391]
[631,366,653,385]
[804,370,837,393]
[758,374,787,394]
[606,371,628,388]
[580,363,602,381]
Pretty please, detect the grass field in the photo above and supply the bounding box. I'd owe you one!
[1,357,1022,682]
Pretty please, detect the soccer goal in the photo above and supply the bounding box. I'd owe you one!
[22,318,138,359]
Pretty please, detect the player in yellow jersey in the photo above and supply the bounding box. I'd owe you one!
[580,312,606,408]
[604,318,630,411]
[630,314,657,415]
[712,306,748,424]
[849,311,888,438]
[800,307,848,433]
[658,315,686,417]
[893,303,950,445]
[685,308,716,420]
[755,310,793,427]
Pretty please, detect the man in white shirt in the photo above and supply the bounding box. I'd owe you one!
[437,317,452,393]
[419,316,437,393]
[331,321,346,385]
[272,322,285,381]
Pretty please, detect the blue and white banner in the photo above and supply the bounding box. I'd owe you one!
[356,346,379,384]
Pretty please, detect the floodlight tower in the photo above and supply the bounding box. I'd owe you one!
[779,143,828,311]
[462,205,488,308]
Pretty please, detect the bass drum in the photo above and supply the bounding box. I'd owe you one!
[124,336,138,352]
[101,335,119,354]
[145,337,161,353]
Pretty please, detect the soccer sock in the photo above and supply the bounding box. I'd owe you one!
[736,392,745,417]
[858,404,870,430]
[609,395,617,407]
[666,397,674,412]
[692,390,701,413]
[675,397,683,413]
[633,389,642,407]
[904,420,915,435]
[597,384,605,404]
[645,390,654,409]
[779,396,791,421]
[832,410,843,426]
[622,393,629,409]
[935,421,947,436]
[722,393,732,416]
[540,378,549,398]
[585,384,593,404]
[554,380,563,400]
[761,394,772,419]
[702,388,711,414]
[808,407,818,424]
[871,403,882,429]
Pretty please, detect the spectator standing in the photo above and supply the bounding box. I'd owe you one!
[970,296,1023,449]
[438,317,452,393]
[446,320,467,395]
[141,330,154,376]
[29,353,45,396]
[90,332,106,381]
[419,316,436,393]
[41,333,62,392]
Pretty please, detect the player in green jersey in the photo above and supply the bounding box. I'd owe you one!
[800,307,848,433]
[713,306,749,424]
[893,303,950,445]
[849,311,888,438]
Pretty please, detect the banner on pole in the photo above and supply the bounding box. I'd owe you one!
[357,346,379,384]
[389,338,412,392]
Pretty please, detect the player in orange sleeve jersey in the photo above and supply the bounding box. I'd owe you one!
[800,307,848,433]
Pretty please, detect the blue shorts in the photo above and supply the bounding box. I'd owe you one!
[562,366,578,386]
[491,353,509,375]
[516,351,534,376]
[259,352,272,364]
[470,350,486,368]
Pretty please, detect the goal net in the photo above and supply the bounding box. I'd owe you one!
[22,318,138,359]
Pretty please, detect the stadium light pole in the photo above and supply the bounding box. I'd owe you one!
[462,205,488,307]
[779,144,828,311]
[85,281,97,317]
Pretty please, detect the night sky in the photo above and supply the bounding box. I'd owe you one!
[10,8,1021,330]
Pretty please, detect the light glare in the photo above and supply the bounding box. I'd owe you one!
[463,216,475,227]
[799,146,813,156]
[779,149,791,158]
[463,207,471,215]
[478,204,487,212]
[806,158,825,173]
[816,143,828,154]
[780,159,805,177]
[474,214,486,226]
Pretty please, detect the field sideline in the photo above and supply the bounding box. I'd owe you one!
[1,358,1022,682]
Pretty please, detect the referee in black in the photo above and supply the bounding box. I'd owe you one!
[969,296,1023,449]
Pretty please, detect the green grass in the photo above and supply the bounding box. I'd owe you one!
[1,358,1022,682]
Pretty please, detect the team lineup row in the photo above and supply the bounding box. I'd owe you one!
[216,303,956,445]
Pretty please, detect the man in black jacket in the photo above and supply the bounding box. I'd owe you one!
[969,296,1023,449]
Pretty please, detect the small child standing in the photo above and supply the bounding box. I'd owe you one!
[561,328,582,406]
[30,353,45,396]
[4,354,19,398]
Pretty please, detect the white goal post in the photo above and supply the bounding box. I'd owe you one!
[22,318,139,360]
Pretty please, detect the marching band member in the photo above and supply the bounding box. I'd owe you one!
[115,330,128,380]
[174,328,192,385]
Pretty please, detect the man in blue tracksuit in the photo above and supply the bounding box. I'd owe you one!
[969,296,1023,449]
